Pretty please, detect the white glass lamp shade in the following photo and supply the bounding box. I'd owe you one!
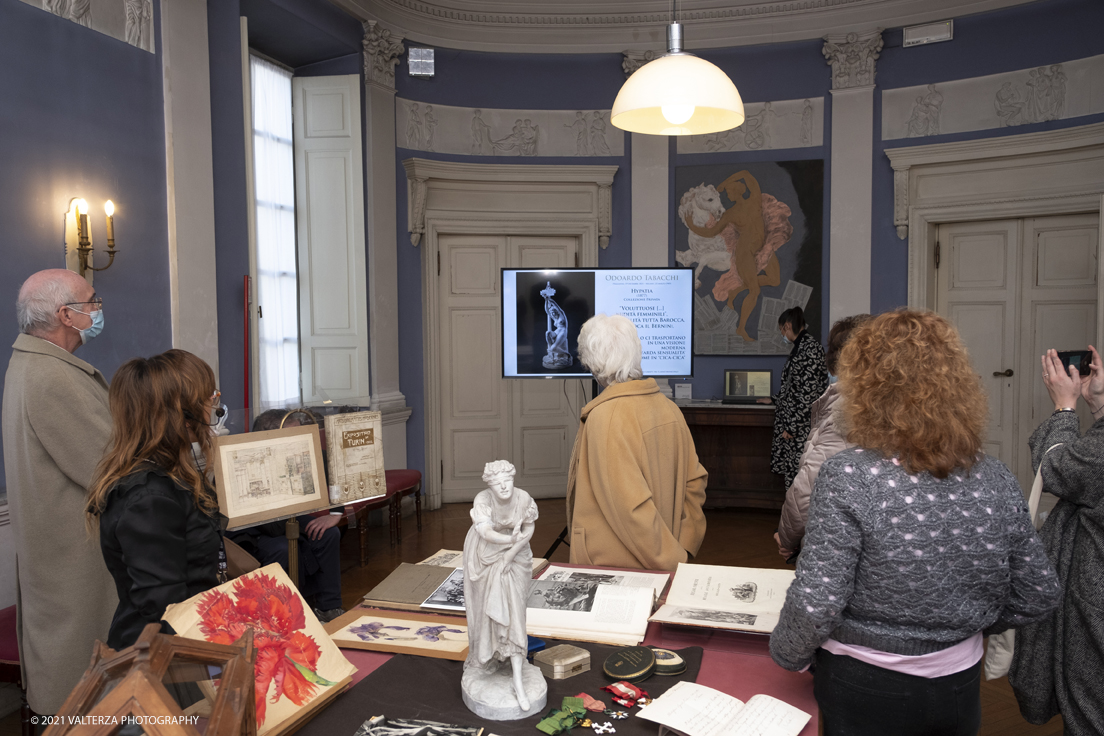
[611,53,744,136]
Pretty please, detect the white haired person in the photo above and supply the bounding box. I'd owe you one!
[565,314,708,570]
[463,460,539,710]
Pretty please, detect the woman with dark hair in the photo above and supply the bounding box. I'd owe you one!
[775,314,869,560]
[770,310,1060,736]
[758,306,828,489]
[87,349,222,649]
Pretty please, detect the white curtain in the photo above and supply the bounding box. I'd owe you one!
[251,55,300,409]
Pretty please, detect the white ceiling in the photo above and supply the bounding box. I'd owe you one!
[330,0,1041,53]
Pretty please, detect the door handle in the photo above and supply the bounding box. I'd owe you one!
[993,369,1014,377]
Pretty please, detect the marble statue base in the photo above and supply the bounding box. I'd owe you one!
[461,660,548,721]
[542,354,572,369]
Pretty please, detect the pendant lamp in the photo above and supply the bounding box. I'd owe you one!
[611,22,744,136]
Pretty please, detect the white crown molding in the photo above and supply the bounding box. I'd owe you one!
[330,0,1037,53]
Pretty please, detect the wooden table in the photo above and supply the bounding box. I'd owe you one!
[678,402,785,509]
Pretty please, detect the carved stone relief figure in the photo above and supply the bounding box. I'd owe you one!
[565,112,590,155]
[124,0,153,51]
[520,119,539,156]
[68,0,90,27]
[43,0,70,18]
[589,112,611,156]
[407,103,423,149]
[471,110,493,155]
[424,105,438,152]
[800,99,813,146]
[621,50,658,78]
[540,284,571,368]
[991,64,1067,127]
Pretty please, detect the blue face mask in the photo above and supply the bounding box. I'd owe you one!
[828,373,838,384]
[68,306,104,345]
[780,334,791,345]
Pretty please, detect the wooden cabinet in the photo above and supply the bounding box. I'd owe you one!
[679,403,784,509]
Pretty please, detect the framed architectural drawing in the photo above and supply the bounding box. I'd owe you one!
[324,410,387,503]
[213,425,329,529]
[326,609,469,661]
[674,160,824,356]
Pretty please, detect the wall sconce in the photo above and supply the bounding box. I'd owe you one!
[64,197,118,283]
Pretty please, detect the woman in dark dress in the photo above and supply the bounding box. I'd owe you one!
[87,349,222,649]
[759,306,828,489]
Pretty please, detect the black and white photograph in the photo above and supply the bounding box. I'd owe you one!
[526,580,599,612]
[355,716,484,736]
[421,568,466,611]
[673,608,758,626]
[513,270,595,375]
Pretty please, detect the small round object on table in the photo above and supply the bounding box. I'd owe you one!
[650,647,687,676]
[603,646,657,683]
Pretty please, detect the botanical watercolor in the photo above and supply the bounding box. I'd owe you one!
[330,613,469,660]
[163,564,357,734]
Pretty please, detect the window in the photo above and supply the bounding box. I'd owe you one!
[250,55,300,409]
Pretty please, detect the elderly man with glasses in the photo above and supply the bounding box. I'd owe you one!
[2,268,117,715]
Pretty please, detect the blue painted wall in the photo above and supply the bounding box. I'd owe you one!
[0,0,172,486]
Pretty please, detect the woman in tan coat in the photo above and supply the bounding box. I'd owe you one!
[775,315,869,560]
[566,314,708,571]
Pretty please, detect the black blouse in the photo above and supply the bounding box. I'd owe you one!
[99,465,221,649]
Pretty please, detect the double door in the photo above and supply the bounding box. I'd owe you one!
[936,214,1100,494]
[437,234,588,503]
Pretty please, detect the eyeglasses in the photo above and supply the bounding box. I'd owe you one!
[64,297,104,311]
[210,390,222,405]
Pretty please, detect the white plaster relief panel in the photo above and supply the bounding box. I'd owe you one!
[882,54,1104,141]
[676,97,824,153]
[395,99,625,157]
[24,0,154,53]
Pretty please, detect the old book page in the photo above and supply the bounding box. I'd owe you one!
[639,681,809,736]
[650,564,795,634]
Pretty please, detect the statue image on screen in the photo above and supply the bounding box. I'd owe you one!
[461,460,547,720]
[540,282,572,369]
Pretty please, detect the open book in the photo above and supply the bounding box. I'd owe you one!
[649,564,795,634]
[525,578,657,647]
[417,549,549,577]
[638,681,810,736]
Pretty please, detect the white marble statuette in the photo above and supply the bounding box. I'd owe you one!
[541,282,571,369]
[461,460,546,721]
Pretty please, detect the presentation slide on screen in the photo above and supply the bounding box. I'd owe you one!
[502,268,694,378]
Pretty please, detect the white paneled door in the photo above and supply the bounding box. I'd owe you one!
[936,214,1099,495]
[438,234,586,503]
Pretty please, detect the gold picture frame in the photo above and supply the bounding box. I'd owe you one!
[213,424,329,529]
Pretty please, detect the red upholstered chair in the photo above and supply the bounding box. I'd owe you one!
[346,469,423,566]
[0,604,35,736]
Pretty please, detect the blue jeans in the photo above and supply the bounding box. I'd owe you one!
[813,649,982,736]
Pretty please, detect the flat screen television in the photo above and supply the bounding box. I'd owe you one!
[501,267,694,378]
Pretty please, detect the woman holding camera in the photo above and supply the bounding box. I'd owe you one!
[1009,346,1104,734]
[770,310,1059,736]
[87,350,222,649]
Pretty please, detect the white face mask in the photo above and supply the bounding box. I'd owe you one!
[191,442,207,472]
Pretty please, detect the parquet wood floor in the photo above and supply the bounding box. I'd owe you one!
[0,501,1062,734]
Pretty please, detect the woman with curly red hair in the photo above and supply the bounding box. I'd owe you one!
[86,349,223,649]
[770,309,1060,736]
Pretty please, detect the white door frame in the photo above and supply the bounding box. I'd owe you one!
[402,159,619,509]
[886,122,1104,342]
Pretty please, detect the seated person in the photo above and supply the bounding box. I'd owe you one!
[226,408,345,622]
[88,350,222,649]
[566,314,708,570]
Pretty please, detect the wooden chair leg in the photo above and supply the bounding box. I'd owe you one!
[21,690,34,736]
[357,508,369,568]
[415,489,422,532]
[394,496,403,545]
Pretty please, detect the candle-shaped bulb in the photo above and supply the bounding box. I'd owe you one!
[104,200,116,248]
[76,199,88,215]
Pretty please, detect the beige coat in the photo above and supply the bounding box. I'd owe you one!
[566,378,708,571]
[776,383,851,552]
[2,334,118,713]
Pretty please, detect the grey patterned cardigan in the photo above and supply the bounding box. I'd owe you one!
[1009,411,1104,735]
[770,447,1060,671]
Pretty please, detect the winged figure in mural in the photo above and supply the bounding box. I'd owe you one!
[680,171,793,342]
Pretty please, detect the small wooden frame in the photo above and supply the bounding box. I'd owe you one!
[47,623,256,736]
[326,609,470,661]
[213,425,329,529]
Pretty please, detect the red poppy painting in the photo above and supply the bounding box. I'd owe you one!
[163,564,357,734]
